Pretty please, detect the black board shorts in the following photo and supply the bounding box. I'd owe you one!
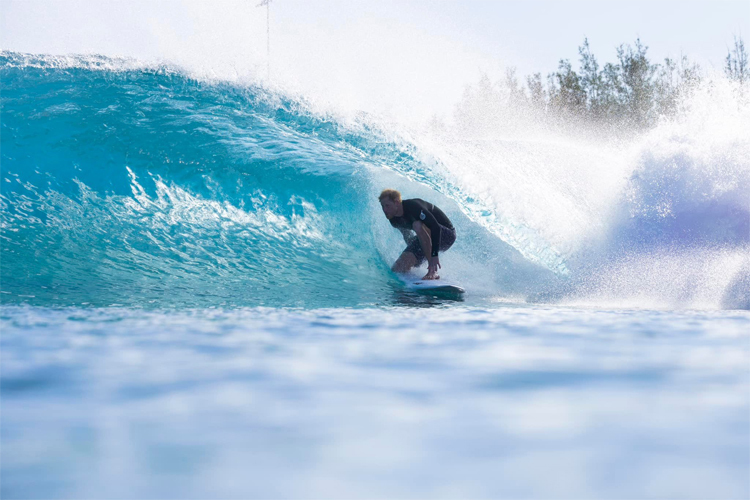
[405,224,456,265]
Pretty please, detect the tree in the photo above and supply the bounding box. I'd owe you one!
[452,35,711,136]
[655,57,679,116]
[578,38,605,117]
[616,39,658,128]
[504,67,526,107]
[550,59,587,116]
[453,74,503,133]
[725,35,748,84]
[655,54,700,117]
[526,72,545,109]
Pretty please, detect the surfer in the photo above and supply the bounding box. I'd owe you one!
[379,189,456,280]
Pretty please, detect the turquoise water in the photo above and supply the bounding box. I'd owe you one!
[2,305,748,499]
[1,52,749,498]
[1,52,558,310]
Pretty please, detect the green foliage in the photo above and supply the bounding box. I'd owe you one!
[453,35,745,135]
[654,55,701,116]
[725,36,748,83]
[616,39,658,127]
[548,38,661,128]
[526,72,545,107]
[549,59,587,114]
[578,38,605,117]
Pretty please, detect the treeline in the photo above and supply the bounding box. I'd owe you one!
[451,36,748,135]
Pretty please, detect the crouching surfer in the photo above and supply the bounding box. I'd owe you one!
[379,189,456,280]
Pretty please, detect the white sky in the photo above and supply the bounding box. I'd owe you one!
[2,0,748,123]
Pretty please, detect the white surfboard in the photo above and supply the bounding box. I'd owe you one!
[398,274,465,295]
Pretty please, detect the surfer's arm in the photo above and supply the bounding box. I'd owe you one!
[404,200,442,255]
[412,221,432,257]
[412,204,442,255]
[413,221,441,279]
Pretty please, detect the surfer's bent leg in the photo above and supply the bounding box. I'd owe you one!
[396,236,428,271]
[393,224,457,273]
[392,251,419,273]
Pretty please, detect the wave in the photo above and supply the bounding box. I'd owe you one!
[1,52,748,309]
[0,52,553,308]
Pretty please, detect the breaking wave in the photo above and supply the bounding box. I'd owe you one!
[1,52,747,309]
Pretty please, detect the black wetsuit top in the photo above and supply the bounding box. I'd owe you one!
[389,199,454,257]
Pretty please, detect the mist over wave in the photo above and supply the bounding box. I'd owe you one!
[1,51,748,309]
[410,69,750,310]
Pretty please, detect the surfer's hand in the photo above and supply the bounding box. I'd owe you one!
[423,256,440,279]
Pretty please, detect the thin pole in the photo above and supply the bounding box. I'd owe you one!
[266,1,270,80]
[257,0,272,81]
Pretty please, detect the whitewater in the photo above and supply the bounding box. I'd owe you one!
[1,51,749,499]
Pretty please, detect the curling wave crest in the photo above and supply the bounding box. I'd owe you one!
[1,52,748,309]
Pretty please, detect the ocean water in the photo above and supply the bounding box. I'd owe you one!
[1,52,749,499]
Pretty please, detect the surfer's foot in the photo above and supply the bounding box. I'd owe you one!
[421,273,440,280]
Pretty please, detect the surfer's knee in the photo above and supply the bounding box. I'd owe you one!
[391,259,409,272]
[392,252,417,272]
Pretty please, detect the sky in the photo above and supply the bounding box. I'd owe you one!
[1,0,748,123]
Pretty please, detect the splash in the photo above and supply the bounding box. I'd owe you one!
[412,77,750,309]
[1,52,747,309]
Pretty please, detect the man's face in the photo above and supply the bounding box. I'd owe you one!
[380,198,398,219]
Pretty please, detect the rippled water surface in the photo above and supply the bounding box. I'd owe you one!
[2,305,748,499]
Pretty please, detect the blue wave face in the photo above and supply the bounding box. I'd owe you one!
[1,52,558,308]
[0,54,398,307]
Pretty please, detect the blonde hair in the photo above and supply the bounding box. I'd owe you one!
[378,189,402,203]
